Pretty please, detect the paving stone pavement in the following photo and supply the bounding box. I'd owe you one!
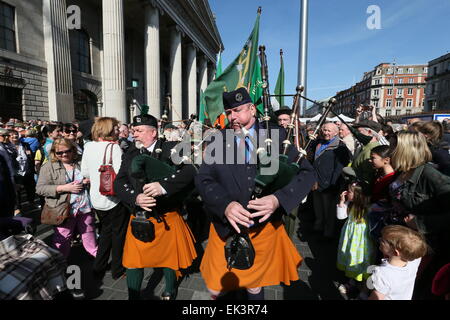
[29,201,348,301]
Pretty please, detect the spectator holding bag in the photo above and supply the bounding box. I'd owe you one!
[36,138,97,259]
[81,117,129,280]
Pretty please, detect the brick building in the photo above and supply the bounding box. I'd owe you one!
[335,63,427,118]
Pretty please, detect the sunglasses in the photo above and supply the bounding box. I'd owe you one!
[65,129,78,134]
[55,149,73,156]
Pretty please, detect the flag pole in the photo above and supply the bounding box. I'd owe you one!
[297,0,309,116]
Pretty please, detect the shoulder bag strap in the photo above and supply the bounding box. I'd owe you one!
[109,142,114,165]
[102,143,112,166]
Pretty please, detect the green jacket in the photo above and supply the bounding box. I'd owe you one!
[399,163,450,236]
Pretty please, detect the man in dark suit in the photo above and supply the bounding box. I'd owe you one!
[195,88,316,300]
[114,114,197,300]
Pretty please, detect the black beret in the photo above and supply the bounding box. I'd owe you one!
[274,106,292,117]
[223,87,252,110]
[132,114,158,128]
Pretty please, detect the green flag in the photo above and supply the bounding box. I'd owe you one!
[274,49,285,107]
[202,9,261,125]
[249,58,264,116]
[216,50,223,78]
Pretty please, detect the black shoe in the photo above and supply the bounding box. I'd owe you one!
[71,289,85,300]
[160,290,177,300]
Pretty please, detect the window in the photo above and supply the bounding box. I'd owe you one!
[388,78,393,84]
[431,100,437,110]
[408,68,414,74]
[385,109,391,116]
[386,99,392,107]
[70,29,91,74]
[406,99,413,107]
[433,67,438,76]
[387,68,393,74]
[407,88,413,95]
[373,100,379,108]
[424,67,428,73]
[374,79,380,85]
[408,78,414,84]
[431,84,436,94]
[387,89,393,96]
[373,89,379,96]
[396,100,402,107]
[397,68,404,74]
[0,2,16,52]
[398,78,403,84]
[396,109,401,116]
[397,88,403,96]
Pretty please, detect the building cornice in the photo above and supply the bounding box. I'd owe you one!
[155,0,222,63]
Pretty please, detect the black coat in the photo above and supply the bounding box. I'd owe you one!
[312,137,351,192]
[194,120,317,238]
[113,140,197,213]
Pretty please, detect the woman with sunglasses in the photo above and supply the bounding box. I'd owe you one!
[36,138,98,262]
[62,123,83,155]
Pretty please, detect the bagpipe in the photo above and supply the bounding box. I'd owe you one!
[128,101,197,242]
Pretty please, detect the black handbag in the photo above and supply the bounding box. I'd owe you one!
[224,232,255,270]
[131,211,155,243]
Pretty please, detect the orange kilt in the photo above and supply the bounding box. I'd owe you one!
[200,221,302,292]
[122,211,197,277]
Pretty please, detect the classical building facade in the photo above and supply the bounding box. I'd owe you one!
[335,63,427,118]
[425,52,450,112]
[0,0,222,123]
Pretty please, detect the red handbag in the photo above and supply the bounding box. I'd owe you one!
[99,143,117,196]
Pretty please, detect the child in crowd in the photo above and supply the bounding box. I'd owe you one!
[367,225,428,300]
[367,145,396,240]
[336,182,375,298]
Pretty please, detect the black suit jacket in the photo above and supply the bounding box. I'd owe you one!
[113,140,197,213]
[194,120,317,238]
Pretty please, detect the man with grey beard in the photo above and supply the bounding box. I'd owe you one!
[113,114,197,300]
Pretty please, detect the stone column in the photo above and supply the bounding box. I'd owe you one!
[43,0,75,122]
[207,62,216,83]
[144,4,161,118]
[102,0,127,122]
[169,27,182,121]
[186,43,197,117]
[199,56,208,94]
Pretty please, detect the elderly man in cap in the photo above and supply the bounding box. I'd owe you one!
[113,113,197,300]
[346,119,383,193]
[195,87,316,300]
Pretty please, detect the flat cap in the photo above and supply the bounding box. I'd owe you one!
[352,120,382,132]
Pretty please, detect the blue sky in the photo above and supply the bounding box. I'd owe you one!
[209,0,450,109]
